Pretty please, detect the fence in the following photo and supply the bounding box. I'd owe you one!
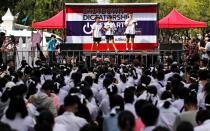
[2,49,184,68]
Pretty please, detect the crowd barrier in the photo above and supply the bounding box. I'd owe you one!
[2,50,184,68]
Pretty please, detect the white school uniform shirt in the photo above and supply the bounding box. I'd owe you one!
[143,126,156,131]
[104,22,116,35]
[124,103,137,118]
[1,114,34,131]
[153,80,166,97]
[117,82,128,93]
[172,99,184,112]
[98,88,107,104]
[198,81,205,94]
[53,123,67,131]
[58,87,68,105]
[99,96,110,116]
[205,42,210,52]
[158,106,180,130]
[135,67,142,76]
[64,75,71,85]
[197,91,205,109]
[92,22,103,38]
[164,72,175,81]
[55,112,87,131]
[194,119,210,131]
[36,83,42,93]
[124,18,137,35]
[91,83,99,97]
[86,100,99,120]
[127,76,135,86]
[137,91,148,100]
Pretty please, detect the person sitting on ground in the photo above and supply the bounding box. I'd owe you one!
[29,80,57,116]
[55,95,87,131]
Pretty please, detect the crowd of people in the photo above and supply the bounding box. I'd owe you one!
[0,33,209,131]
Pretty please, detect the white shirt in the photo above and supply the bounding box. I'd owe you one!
[1,114,34,131]
[205,42,210,51]
[99,97,110,116]
[86,100,98,120]
[53,123,67,131]
[58,87,68,105]
[158,106,180,130]
[98,88,108,104]
[55,112,87,131]
[197,91,205,109]
[164,72,175,81]
[91,83,99,97]
[143,126,156,131]
[124,103,137,118]
[124,18,137,35]
[172,99,184,112]
[104,22,116,35]
[92,22,103,38]
[153,80,166,97]
[64,76,71,85]
[194,119,210,131]
[117,82,128,93]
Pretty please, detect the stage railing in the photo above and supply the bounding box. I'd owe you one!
[3,50,184,67]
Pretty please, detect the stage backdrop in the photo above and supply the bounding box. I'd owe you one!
[65,3,159,51]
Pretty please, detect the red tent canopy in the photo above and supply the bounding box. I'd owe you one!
[32,10,66,29]
[159,9,207,28]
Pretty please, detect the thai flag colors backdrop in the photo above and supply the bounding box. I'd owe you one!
[65,3,159,51]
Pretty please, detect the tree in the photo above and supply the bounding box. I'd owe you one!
[0,0,209,29]
[0,0,96,25]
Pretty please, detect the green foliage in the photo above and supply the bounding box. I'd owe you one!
[0,0,96,25]
[109,0,209,27]
[0,0,209,29]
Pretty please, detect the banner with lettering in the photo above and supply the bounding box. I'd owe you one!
[66,4,158,51]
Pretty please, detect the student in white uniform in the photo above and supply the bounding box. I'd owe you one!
[194,110,210,131]
[124,88,137,117]
[1,89,34,131]
[154,70,166,97]
[124,13,137,51]
[91,16,103,52]
[158,91,180,130]
[55,95,87,131]
[104,16,117,52]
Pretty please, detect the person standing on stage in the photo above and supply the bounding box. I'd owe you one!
[104,16,117,52]
[47,35,56,63]
[124,13,137,51]
[91,16,103,52]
